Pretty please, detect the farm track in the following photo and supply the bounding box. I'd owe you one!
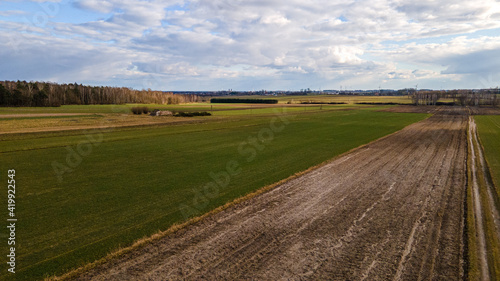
[74,108,468,280]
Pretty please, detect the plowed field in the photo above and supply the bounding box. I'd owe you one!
[75,109,468,280]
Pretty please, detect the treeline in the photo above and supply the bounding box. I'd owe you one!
[0,80,199,107]
[210,98,278,104]
[412,90,499,106]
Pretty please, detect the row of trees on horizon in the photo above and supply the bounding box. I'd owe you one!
[0,80,199,107]
[412,89,499,106]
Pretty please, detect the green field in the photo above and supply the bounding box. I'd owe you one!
[475,115,500,197]
[0,95,413,117]
[0,103,246,115]
[0,108,428,280]
[0,102,382,135]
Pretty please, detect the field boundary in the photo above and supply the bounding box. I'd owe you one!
[467,116,500,280]
[50,113,431,281]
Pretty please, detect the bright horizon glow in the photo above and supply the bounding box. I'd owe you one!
[1,0,500,91]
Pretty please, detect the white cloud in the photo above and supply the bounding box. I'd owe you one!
[260,13,290,26]
[4,0,61,2]
[1,0,500,90]
[0,10,27,17]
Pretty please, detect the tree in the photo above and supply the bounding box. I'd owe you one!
[32,90,48,106]
[0,84,9,105]
[11,89,23,106]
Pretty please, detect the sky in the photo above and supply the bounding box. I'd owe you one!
[1,0,500,91]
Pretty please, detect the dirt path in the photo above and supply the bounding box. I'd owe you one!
[73,109,468,280]
[468,117,491,281]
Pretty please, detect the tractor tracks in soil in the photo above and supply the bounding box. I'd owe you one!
[71,108,469,280]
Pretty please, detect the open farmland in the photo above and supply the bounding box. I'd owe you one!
[74,108,468,280]
[0,107,428,280]
[0,103,355,134]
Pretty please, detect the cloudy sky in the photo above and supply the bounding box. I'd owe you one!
[1,0,500,91]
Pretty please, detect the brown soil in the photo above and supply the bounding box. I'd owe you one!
[383,105,500,115]
[0,114,218,135]
[468,106,500,115]
[72,108,468,281]
[380,105,440,114]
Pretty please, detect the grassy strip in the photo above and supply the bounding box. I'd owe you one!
[475,115,500,201]
[473,116,500,279]
[0,109,428,280]
[473,138,500,279]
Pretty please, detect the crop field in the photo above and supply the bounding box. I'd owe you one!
[0,98,375,116]
[0,103,251,115]
[0,107,428,280]
[475,115,500,193]
[76,107,470,280]
[0,103,363,134]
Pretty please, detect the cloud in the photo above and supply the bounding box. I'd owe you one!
[0,10,27,17]
[441,49,500,75]
[1,0,500,90]
[377,36,500,71]
[3,0,61,2]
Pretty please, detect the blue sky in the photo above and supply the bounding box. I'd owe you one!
[1,0,500,91]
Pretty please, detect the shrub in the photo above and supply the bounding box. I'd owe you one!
[300,101,347,105]
[192,111,211,116]
[131,107,140,114]
[131,106,149,115]
[174,111,211,117]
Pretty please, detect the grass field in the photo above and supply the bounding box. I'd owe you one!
[0,103,375,134]
[0,95,414,117]
[475,115,500,196]
[0,107,428,280]
[0,103,246,115]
